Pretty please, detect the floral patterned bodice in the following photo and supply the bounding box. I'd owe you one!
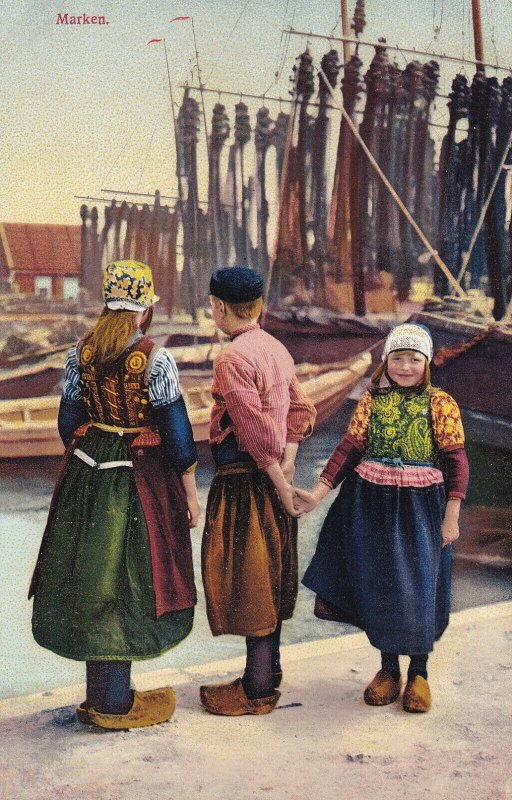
[346,387,465,457]
[366,390,434,462]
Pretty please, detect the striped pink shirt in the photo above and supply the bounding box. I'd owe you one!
[209,324,316,470]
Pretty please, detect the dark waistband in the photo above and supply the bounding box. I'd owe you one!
[215,462,259,476]
[211,432,256,468]
[365,457,434,468]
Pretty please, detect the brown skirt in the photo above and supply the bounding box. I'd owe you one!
[201,464,298,637]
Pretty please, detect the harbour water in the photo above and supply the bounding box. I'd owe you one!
[0,405,511,700]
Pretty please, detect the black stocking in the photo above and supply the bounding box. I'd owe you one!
[242,634,274,699]
[381,652,400,682]
[86,660,132,714]
[271,621,282,674]
[408,654,429,680]
[86,661,106,710]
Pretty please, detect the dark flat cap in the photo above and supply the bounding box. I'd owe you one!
[209,267,264,303]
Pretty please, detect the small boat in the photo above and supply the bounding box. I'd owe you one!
[0,351,371,458]
[0,355,67,401]
[262,306,390,365]
[410,304,512,451]
[0,342,222,401]
[149,320,216,347]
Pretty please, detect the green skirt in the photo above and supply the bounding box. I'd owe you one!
[32,427,193,661]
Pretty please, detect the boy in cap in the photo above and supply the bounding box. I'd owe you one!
[200,266,316,715]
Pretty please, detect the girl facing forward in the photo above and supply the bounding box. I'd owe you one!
[296,323,469,713]
[29,260,199,730]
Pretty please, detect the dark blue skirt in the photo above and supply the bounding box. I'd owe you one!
[302,473,451,654]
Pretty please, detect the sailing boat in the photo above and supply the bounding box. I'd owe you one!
[409,2,512,448]
[80,3,512,389]
[266,0,512,440]
[410,63,512,445]
[0,351,372,458]
[258,21,393,363]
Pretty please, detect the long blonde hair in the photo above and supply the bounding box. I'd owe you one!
[82,306,153,364]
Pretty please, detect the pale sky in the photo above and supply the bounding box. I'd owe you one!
[1,0,511,225]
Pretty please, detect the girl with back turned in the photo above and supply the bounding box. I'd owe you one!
[30,260,199,729]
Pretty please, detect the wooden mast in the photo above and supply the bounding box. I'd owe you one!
[340,0,351,63]
[471,0,485,74]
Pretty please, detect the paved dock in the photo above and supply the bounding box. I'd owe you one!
[0,602,510,800]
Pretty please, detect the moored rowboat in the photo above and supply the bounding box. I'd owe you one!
[0,351,371,458]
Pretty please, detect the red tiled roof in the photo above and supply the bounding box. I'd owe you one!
[1,223,81,276]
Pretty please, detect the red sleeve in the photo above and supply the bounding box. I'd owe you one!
[286,375,317,442]
[214,357,282,470]
[320,434,363,489]
[441,447,469,500]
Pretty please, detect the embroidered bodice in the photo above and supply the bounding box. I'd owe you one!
[78,336,155,428]
[366,390,435,462]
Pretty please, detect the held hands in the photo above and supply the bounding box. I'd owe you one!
[277,482,302,517]
[265,461,331,518]
[292,488,320,515]
[293,481,331,515]
[265,459,301,517]
[280,458,296,484]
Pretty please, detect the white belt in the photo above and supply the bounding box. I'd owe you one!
[74,448,133,470]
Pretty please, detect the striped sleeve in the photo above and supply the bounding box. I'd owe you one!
[320,435,362,488]
[215,355,283,470]
[61,345,82,401]
[286,375,316,442]
[148,348,181,407]
[441,448,469,500]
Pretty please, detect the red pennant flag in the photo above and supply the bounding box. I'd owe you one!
[170,16,191,22]
[147,38,163,44]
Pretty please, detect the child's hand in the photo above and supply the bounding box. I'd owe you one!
[277,483,302,517]
[187,497,201,528]
[293,481,331,514]
[293,487,319,514]
[441,498,461,547]
[181,471,200,528]
[441,517,459,547]
[280,458,296,484]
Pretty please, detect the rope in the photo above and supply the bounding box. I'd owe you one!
[315,60,467,298]
[485,0,499,67]
[135,110,164,191]
[262,64,301,320]
[270,0,297,92]
[205,0,253,84]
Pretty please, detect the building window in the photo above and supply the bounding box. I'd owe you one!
[63,277,79,299]
[34,276,52,298]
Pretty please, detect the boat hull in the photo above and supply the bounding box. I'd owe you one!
[411,311,512,421]
[0,352,371,459]
[0,365,64,401]
[262,307,389,365]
